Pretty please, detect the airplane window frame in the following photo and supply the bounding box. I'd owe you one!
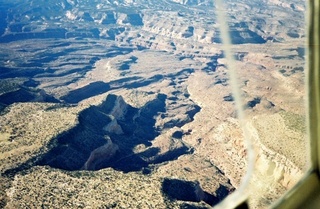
[214,0,319,208]
[0,1,315,208]
[270,0,320,208]
[245,0,316,208]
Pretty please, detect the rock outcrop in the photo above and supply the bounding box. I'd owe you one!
[169,0,213,6]
[0,0,307,208]
[82,136,119,170]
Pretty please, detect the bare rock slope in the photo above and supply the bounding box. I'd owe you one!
[0,0,307,208]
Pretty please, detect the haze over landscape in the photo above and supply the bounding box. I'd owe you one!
[0,0,307,208]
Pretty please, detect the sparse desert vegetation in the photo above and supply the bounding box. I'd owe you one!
[0,0,307,208]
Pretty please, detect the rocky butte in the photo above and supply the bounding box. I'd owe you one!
[0,0,307,208]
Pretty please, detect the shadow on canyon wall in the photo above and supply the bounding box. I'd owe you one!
[162,178,234,207]
[32,93,195,173]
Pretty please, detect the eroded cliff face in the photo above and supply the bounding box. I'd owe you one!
[82,136,119,170]
[0,91,199,176]
[0,0,307,208]
[178,58,306,207]
[169,0,213,6]
[246,113,306,207]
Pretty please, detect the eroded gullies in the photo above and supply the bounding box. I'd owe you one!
[36,90,201,172]
[0,0,307,208]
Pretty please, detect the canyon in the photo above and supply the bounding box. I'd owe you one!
[0,0,307,208]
